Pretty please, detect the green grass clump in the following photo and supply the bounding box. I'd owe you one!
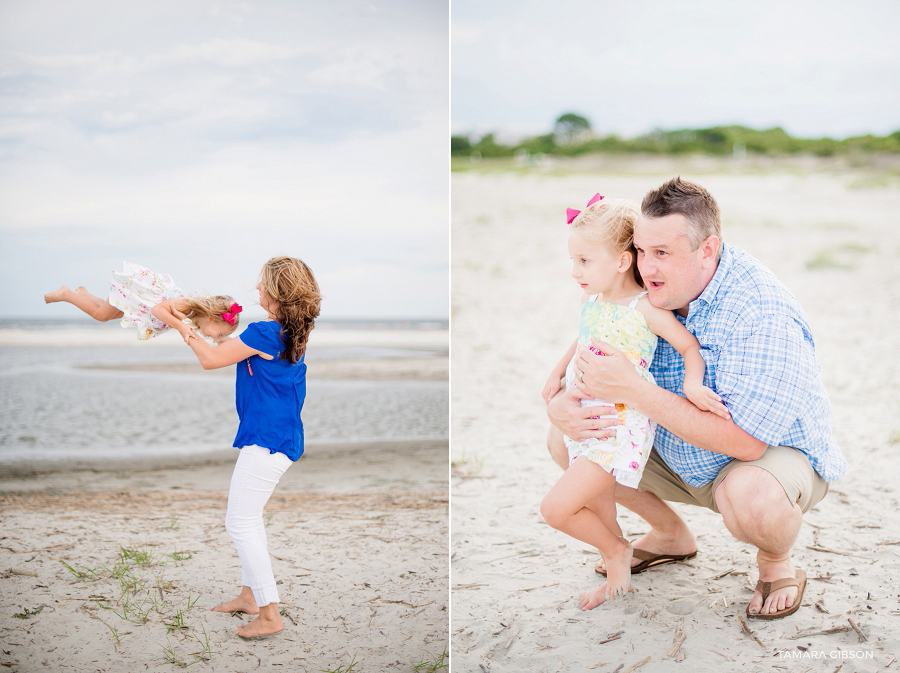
[414,647,449,672]
[13,604,47,619]
[806,242,873,270]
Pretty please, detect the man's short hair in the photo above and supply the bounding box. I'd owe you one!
[641,177,722,258]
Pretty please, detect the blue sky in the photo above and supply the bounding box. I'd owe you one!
[452,0,900,140]
[0,0,448,319]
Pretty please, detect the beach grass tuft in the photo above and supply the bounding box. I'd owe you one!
[806,242,874,270]
[164,595,199,633]
[119,545,156,568]
[13,604,47,619]
[414,647,449,672]
[321,656,358,673]
[60,560,102,581]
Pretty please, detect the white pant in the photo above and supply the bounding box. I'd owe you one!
[224,445,293,607]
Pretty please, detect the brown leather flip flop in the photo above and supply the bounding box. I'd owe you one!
[594,548,698,576]
[746,569,806,620]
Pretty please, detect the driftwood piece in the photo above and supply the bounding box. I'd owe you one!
[620,656,651,673]
[736,614,764,647]
[785,625,851,640]
[805,545,870,559]
[598,630,624,645]
[848,617,867,643]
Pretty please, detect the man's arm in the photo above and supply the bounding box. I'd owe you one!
[574,338,767,461]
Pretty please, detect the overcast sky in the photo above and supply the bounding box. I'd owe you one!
[452,0,900,140]
[0,0,448,319]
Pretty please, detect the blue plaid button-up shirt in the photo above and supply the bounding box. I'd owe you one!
[649,245,847,487]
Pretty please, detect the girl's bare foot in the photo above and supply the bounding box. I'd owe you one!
[237,604,283,639]
[582,538,632,610]
[211,595,259,614]
[44,286,70,303]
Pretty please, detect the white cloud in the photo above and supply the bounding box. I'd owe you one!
[0,0,448,319]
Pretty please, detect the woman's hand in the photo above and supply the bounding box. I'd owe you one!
[546,387,619,441]
[180,326,200,345]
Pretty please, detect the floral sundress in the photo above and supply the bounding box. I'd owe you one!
[107,262,186,340]
[564,292,658,488]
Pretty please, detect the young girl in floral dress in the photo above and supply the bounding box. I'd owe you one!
[540,195,729,611]
[44,261,240,343]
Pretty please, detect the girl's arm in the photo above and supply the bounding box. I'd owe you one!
[542,339,577,403]
[639,300,730,419]
[151,299,191,337]
[183,331,273,369]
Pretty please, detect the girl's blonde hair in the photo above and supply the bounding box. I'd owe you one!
[570,198,643,286]
[259,256,321,365]
[181,295,240,329]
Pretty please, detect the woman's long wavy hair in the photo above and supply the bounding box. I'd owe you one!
[180,295,240,329]
[259,256,321,364]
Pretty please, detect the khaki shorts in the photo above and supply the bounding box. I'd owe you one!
[637,445,829,514]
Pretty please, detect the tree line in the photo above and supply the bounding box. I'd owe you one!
[452,113,900,159]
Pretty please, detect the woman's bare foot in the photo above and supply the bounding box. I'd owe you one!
[237,604,283,639]
[44,286,70,303]
[211,587,259,614]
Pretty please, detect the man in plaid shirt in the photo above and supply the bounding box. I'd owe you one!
[547,177,846,620]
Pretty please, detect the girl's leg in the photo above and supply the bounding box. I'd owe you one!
[214,446,292,637]
[540,457,633,610]
[74,286,104,307]
[44,286,123,322]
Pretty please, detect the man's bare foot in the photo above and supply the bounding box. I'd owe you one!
[211,595,259,614]
[237,606,283,639]
[747,553,798,616]
[44,286,70,303]
[596,527,696,572]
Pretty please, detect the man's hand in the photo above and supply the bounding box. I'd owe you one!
[573,337,643,405]
[546,387,619,442]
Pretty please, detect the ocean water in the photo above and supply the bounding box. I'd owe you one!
[0,319,448,465]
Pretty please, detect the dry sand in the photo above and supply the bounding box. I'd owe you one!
[0,349,449,671]
[450,156,900,672]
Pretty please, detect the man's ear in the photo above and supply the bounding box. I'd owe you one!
[700,236,720,266]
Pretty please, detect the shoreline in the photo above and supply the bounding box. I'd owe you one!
[0,438,448,493]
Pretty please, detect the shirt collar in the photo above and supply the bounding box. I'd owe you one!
[687,244,733,319]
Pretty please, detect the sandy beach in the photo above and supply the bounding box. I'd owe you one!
[450,156,900,671]
[0,333,448,671]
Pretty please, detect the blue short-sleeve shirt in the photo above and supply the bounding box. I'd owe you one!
[649,245,847,487]
[233,321,306,460]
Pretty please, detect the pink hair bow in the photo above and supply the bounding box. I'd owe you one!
[566,193,604,224]
[221,303,242,326]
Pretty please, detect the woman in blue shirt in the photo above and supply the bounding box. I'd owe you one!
[182,256,320,640]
